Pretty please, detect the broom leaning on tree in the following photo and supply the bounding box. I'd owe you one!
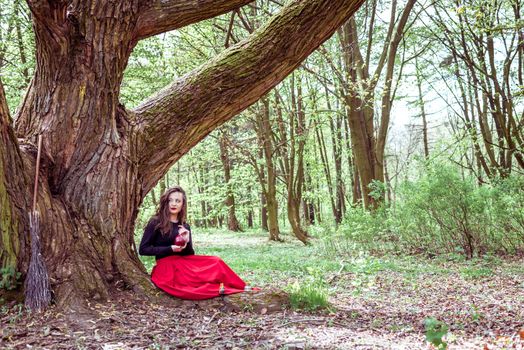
[24,134,52,311]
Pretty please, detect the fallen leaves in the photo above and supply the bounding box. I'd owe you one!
[1,260,523,349]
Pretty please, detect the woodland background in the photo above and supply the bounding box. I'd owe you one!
[1,0,523,253]
[1,0,523,348]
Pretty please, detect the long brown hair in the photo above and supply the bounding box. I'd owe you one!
[155,186,188,235]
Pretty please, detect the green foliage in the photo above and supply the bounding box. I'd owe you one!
[368,180,386,201]
[459,266,492,280]
[424,317,448,349]
[326,205,394,254]
[393,163,524,257]
[0,266,21,291]
[318,161,524,258]
[0,0,35,112]
[285,267,330,311]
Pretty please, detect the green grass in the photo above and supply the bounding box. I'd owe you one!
[136,226,524,296]
[286,279,330,311]
[459,266,493,279]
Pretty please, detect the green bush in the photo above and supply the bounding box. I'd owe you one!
[394,164,524,257]
[488,175,524,253]
[338,206,390,243]
[322,162,524,258]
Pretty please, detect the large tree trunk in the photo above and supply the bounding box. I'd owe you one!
[2,0,365,309]
[0,78,30,273]
[340,0,415,209]
[13,2,153,308]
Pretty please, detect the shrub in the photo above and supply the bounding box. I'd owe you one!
[394,164,524,257]
[286,267,329,311]
[324,161,524,258]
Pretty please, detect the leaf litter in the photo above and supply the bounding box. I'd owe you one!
[0,260,523,349]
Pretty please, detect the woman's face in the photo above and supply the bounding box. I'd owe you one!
[168,191,184,218]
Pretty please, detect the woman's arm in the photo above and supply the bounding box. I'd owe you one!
[139,218,174,256]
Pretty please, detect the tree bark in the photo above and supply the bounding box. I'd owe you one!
[260,190,268,231]
[339,0,415,208]
[331,113,345,223]
[257,98,281,241]
[219,130,242,232]
[415,57,430,160]
[284,75,309,243]
[3,0,365,309]
[0,78,30,273]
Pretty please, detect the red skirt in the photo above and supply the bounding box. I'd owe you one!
[151,255,247,300]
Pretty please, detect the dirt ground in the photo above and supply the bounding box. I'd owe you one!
[1,266,523,350]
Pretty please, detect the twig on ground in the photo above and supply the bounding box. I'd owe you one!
[327,260,346,284]
[279,318,327,327]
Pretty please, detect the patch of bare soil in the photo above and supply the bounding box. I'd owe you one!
[1,270,523,349]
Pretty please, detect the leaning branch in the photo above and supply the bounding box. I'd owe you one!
[133,0,365,192]
[135,0,254,40]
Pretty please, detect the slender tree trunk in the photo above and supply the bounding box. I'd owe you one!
[303,171,315,225]
[342,19,379,209]
[198,165,209,229]
[258,98,280,241]
[286,75,309,243]
[332,113,346,222]
[353,163,362,205]
[260,191,268,231]
[315,125,337,219]
[246,186,254,229]
[219,130,242,232]
[340,0,416,209]
[342,110,355,207]
[322,86,343,223]
[415,57,430,160]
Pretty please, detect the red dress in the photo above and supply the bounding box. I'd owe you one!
[151,255,247,300]
[140,218,249,300]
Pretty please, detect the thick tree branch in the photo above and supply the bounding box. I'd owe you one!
[133,0,365,192]
[136,0,254,40]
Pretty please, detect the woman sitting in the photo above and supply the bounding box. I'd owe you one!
[139,186,250,300]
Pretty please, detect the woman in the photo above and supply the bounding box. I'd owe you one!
[139,186,250,300]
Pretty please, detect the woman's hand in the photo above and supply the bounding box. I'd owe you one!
[178,225,190,237]
[171,244,186,252]
[173,226,190,251]
[178,226,190,242]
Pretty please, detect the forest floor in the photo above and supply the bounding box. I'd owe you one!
[1,229,523,349]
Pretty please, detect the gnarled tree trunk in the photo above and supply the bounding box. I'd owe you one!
[1,0,365,309]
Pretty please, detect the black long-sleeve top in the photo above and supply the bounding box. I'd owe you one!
[139,217,195,260]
